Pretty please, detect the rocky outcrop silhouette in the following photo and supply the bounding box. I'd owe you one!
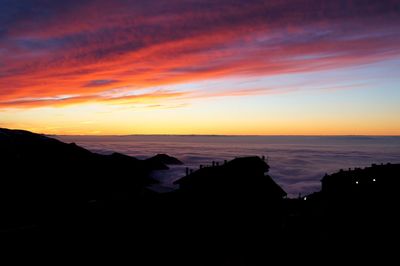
[174,156,286,200]
[286,163,400,257]
[147,153,183,165]
[321,163,400,199]
[0,128,176,232]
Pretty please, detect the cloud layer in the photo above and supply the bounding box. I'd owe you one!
[57,134,400,196]
[1,0,400,108]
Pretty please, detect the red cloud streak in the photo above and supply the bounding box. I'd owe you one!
[1,0,400,108]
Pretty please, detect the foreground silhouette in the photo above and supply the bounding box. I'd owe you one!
[1,128,399,264]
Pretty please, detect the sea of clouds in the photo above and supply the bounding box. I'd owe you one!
[57,135,400,197]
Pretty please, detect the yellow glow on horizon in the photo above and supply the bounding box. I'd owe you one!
[1,101,399,136]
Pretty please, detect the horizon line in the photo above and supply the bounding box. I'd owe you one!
[2,127,399,137]
[53,133,400,137]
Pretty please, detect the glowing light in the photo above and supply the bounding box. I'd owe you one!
[355,181,359,184]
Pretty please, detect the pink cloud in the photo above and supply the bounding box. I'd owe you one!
[1,0,400,108]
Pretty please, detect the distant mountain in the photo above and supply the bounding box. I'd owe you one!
[146,153,183,169]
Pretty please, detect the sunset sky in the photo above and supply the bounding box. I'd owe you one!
[1,0,400,135]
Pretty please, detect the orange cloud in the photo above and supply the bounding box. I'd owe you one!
[0,90,188,108]
[1,0,400,108]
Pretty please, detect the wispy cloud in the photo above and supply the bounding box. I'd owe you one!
[1,0,400,108]
[0,89,188,108]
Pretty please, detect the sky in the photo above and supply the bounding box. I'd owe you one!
[0,0,400,135]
